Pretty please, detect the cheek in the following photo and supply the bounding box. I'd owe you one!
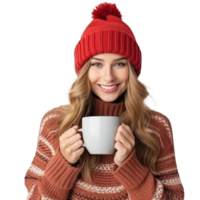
[88,69,98,83]
[118,68,129,82]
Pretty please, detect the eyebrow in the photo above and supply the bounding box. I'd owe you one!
[91,57,127,61]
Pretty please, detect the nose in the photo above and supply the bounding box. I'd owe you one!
[102,66,116,82]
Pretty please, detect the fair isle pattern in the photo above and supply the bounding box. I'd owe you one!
[93,163,115,173]
[35,129,59,160]
[152,178,183,200]
[22,104,186,200]
[151,114,173,142]
[35,149,50,160]
[75,180,125,194]
[162,178,181,186]
[38,111,60,140]
[85,163,180,185]
[25,110,65,200]
[27,163,44,176]
[157,153,175,162]
[152,179,163,200]
[158,168,178,175]
[36,135,55,156]
[155,133,164,148]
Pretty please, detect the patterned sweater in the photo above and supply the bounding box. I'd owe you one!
[24,95,184,200]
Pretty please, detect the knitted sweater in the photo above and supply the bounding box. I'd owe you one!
[25,95,184,200]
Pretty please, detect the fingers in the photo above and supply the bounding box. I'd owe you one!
[115,124,135,149]
[117,124,135,140]
[121,123,134,139]
[60,125,79,140]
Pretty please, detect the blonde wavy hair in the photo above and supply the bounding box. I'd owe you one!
[58,57,160,184]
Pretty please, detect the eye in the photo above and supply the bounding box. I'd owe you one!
[90,63,102,67]
[115,62,126,67]
[91,63,126,67]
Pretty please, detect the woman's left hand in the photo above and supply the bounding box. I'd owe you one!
[114,123,135,167]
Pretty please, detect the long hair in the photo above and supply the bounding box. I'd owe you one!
[58,58,160,184]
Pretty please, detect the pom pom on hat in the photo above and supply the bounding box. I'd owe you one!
[92,2,122,20]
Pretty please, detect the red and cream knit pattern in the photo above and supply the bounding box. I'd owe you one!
[25,95,184,200]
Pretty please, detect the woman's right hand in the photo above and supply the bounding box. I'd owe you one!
[59,125,85,165]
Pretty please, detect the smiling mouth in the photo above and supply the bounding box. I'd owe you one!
[98,84,120,87]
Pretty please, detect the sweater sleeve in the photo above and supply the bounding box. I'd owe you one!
[24,108,82,200]
[111,112,184,200]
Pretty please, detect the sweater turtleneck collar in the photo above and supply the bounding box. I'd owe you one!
[91,91,126,117]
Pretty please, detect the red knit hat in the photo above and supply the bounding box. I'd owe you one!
[74,2,142,77]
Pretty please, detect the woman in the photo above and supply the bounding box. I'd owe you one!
[24,2,184,200]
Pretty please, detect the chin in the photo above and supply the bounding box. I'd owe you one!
[98,94,119,102]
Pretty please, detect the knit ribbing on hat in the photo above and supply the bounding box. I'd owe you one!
[74,29,141,77]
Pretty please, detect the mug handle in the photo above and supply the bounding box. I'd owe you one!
[77,128,86,147]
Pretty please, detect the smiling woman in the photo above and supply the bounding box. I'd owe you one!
[24,2,184,200]
[88,53,129,102]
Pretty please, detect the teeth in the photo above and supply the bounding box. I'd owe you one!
[100,85,117,90]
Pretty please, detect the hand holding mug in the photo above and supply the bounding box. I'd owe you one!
[59,125,85,165]
[114,123,135,167]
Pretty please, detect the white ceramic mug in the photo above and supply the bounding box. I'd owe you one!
[77,116,121,154]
